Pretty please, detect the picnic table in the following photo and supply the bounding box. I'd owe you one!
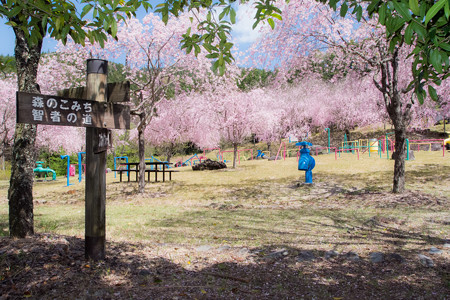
[112,161,177,182]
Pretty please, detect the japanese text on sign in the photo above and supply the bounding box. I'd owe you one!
[16,91,131,129]
[30,96,93,125]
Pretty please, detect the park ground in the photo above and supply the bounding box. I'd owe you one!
[0,144,449,299]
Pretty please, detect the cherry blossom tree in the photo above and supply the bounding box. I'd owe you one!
[208,89,260,168]
[250,0,449,193]
[0,76,16,167]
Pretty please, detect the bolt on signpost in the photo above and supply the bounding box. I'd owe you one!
[16,59,130,261]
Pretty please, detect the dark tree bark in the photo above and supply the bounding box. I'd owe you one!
[375,48,411,194]
[232,143,238,168]
[135,112,146,194]
[8,25,43,237]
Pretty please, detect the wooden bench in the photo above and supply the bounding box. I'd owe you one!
[112,168,179,182]
[111,169,138,182]
[144,169,179,182]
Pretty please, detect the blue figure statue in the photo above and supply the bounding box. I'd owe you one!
[296,142,315,184]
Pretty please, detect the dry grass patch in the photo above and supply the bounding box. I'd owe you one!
[0,152,449,298]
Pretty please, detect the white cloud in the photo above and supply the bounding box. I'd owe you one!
[231,2,265,45]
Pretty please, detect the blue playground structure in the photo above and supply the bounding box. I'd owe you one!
[176,154,202,167]
[114,156,129,178]
[256,150,266,159]
[33,161,56,181]
[296,141,316,184]
[60,155,74,186]
[146,156,171,170]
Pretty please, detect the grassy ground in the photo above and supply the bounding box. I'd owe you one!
[0,150,449,299]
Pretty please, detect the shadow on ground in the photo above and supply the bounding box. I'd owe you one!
[1,234,448,299]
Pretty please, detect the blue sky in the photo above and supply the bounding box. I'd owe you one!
[0,3,261,60]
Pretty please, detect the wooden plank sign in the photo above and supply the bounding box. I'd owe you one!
[16,91,130,130]
[57,81,130,103]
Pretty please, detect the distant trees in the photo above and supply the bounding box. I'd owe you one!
[250,0,449,193]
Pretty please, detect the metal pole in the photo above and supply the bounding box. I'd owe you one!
[78,152,85,183]
[406,139,409,161]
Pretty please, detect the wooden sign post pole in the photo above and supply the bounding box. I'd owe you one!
[85,59,108,260]
[16,59,130,260]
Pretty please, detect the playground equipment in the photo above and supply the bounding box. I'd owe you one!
[60,155,74,186]
[275,141,287,161]
[324,128,331,153]
[407,139,446,157]
[33,161,56,181]
[77,152,85,183]
[114,156,129,178]
[296,142,315,184]
[146,156,171,170]
[256,150,266,159]
[203,148,221,159]
[369,139,379,153]
[219,149,254,165]
[176,154,203,167]
[445,138,450,150]
[289,136,299,143]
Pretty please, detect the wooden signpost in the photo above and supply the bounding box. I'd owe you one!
[16,59,129,260]
[16,92,130,129]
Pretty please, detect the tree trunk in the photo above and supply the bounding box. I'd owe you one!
[392,123,407,193]
[8,25,43,237]
[232,143,238,168]
[166,147,173,163]
[138,126,146,194]
[375,47,410,194]
[267,142,271,157]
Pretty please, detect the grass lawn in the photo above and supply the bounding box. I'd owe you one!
[0,150,449,299]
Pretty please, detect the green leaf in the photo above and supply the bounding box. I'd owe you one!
[81,4,93,19]
[430,49,443,73]
[194,44,201,56]
[425,0,446,25]
[111,19,117,37]
[409,0,420,15]
[212,60,220,72]
[272,13,282,21]
[329,0,338,11]
[416,87,425,104]
[267,18,275,29]
[230,8,236,24]
[439,42,450,52]
[219,64,225,76]
[392,1,412,21]
[5,21,17,27]
[411,21,427,40]
[379,4,386,25]
[445,0,449,18]
[8,6,22,17]
[340,2,348,17]
[428,85,438,101]
[356,6,363,21]
[206,53,219,59]
[404,22,414,44]
[219,10,226,20]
